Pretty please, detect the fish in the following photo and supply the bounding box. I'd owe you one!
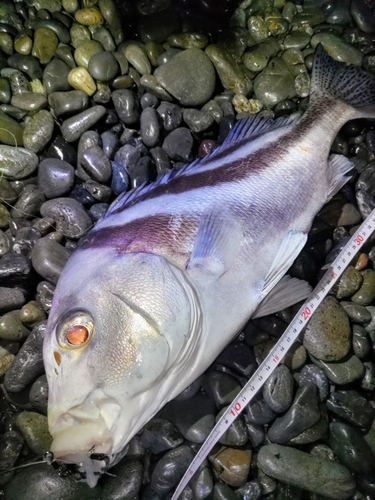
[43,46,375,487]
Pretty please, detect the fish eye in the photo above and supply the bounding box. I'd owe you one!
[56,309,94,350]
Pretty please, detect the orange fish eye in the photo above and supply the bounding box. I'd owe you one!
[56,309,94,350]
[66,324,89,345]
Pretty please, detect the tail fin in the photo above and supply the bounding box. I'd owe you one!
[310,44,375,118]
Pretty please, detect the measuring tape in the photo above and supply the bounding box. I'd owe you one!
[172,207,375,499]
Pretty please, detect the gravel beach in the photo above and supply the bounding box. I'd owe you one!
[0,0,375,498]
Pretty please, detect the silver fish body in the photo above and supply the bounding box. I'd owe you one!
[43,47,375,486]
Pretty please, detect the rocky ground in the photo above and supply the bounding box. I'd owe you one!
[0,0,375,499]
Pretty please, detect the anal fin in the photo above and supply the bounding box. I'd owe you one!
[253,275,311,319]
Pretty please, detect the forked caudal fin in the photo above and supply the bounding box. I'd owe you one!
[311,44,375,118]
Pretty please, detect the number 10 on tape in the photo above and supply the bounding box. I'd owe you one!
[172,208,375,500]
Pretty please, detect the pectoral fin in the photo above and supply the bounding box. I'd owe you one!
[260,230,307,301]
[253,275,311,318]
[326,154,353,202]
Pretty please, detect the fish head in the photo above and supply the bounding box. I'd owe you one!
[43,248,199,486]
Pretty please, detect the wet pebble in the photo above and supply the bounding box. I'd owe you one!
[10,185,45,220]
[20,300,46,328]
[4,321,46,393]
[87,50,118,82]
[0,287,25,314]
[38,158,75,198]
[151,445,195,495]
[101,460,143,500]
[81,144,112,183]
[302,296,351,361]
[351,269,375,306]
[335,266,363,299]
[0,310,30,341]
[157,101,182,131]
[262,365,294,413]
[202,371,241,408]
[48,90,88,117]
[0,431,24,487]
[23,110,54,153]
[61,105,106,143]
[112,89,140,125]
[29,375,49,415]
[298,364,329,401]
[15,411,51,455]
[257,443,355,499]
[326,389,375,431]
[311,353,365,385]
[43,58,71,94]
[162,127,194,162]
[31,237,71,284]
[40,198,92,239]
[140,418,183,454]
[211,447,251,487]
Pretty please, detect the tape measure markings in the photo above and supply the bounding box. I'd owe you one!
[171,208,375,500]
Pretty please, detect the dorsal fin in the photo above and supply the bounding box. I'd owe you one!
[102,112,300,219]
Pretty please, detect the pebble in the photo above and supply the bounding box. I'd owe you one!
[43,58,71,94]
[101,460,143,499]
[268,384,321,444]
[157,101,182,131]
[32,27,58,65]
[350,0,375,33]
[0,431,24,487]
[61,105,106,143]
[340,301,371,323]
[7,53,43,80]
[111,161,129,195]
[75,7,104,26]
[140,106,161,147]
[211,447,251,487]
[151,445,195,495]
[162,127,194,162]
[38,158,75,198]
[351,269,375,306]
[0,310,30,341]
[257,443,355,499]
[20,301,46,328]
[215,342,257,378]
[262,365,294,413]
[246,397,276,425]
[40,198,92,239]
[217,408,248,447]
[0,253,32,287]
[4,463,99,500]
[360,361,375,391]
[140,418,183,454]
[311,353,365,385]
[254,57,296,108]
[329,422,375,477]
[87,50,118,82]
[112,88,140,125]
[335,266,363,299]
[67,66,96,96]
[23,110,55,153]
[4,321,46,393]
[327,389,375,431]
[298,364,329,401]
[302,296,351,361]
[0,287,25,314]
[0,109,24,146]
[190,462,213,500]
[10,185,45,220]
[16,411,51,455]
[202,371,241,408]
[357,189,375,219]
[183,109,214,133]
[81,145,112,183]
[122,43,151,76]
[48,90,88,118]
[31,238,71,284]
[352,324,372,359]
[155,48,216,106]
[160,393,215,443]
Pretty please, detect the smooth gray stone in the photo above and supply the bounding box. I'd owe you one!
[32,19,70,43]
[4,463,100,500]
[84,180,112,202]
[61,105,106,143]
[40,198,92,239]
[9,70,31,94]
[29,374,48,415]
[77,130,101,181]
[0,253,32,287]
[361,360,375,391]
[326,389,375,431]
[38,158,75,198]
[7,54,43,80]
[298,364,329,401]
[35,280,55,313]
[162,127,194,162]
[217,407,248,446]
[43,58,72,94]
[154,48,216,106]
[352,324,372,359]
[0,287,25,314]
[4,321,46,393]
[160,393,215,443]
[31,237,70,284]
[351,0,375,32]
[92,26,116,52]
[340,301,371,323]
[11,92,48,113]
[23,110,54,153]
[0,431,24,487]
[310,353,365,385]
[101,130,119,159]
[140,418,183,454]
[0,230,11,257]
[112,89,140,125]
[100,460,143,499]
[267,384,321,444]
[246,397,277,425]
[182,108,214,133]
[356,189,375,219]
[151,445,195,495]
[157,101,182,130]
[12,226,42,257]
[81,144,112,183]
[245,422,265,448]
[262,365,294,413]
[10,185,45,220]
[140,106,161,148]
[141,92,159,110]
[0,77,10,103]
[235,481,261,500]
[48,90,89,116]
[258,443,356,499]
[88,51,118,82]
[202,370,241,408]
[329,422,375,476]
[215,342,257,378]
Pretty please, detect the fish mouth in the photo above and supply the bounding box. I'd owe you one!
[48,391,122,486]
